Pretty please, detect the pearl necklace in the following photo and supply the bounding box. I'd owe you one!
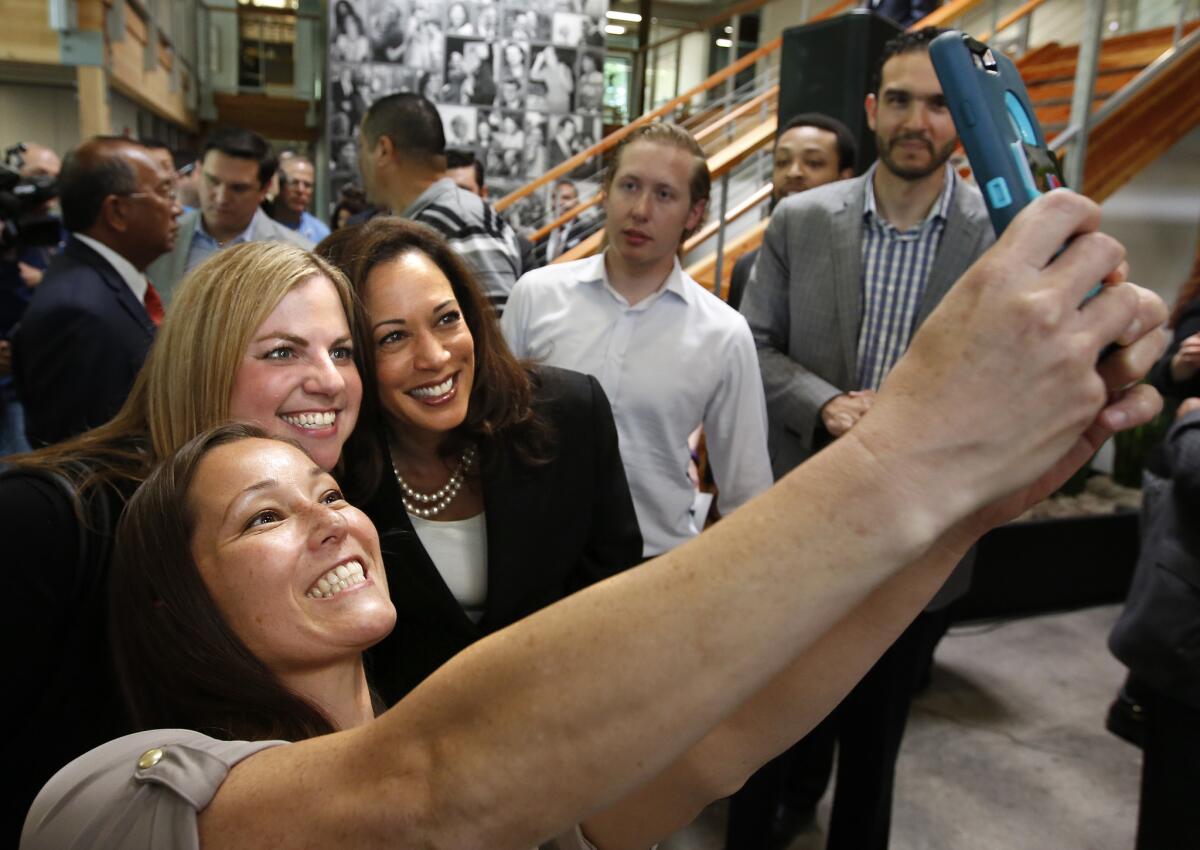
[390,444,477,519]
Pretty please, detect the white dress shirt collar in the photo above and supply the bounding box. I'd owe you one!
[72,233,148,302]
[586,251,694,309]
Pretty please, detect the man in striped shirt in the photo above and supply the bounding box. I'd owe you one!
[358,93,522,314]
[738,27,995,850]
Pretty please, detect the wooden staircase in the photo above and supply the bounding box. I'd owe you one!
[1013,22,1200,205]
[1019,21,1200,141]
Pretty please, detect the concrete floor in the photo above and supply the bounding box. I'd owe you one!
[661,605,1143,850]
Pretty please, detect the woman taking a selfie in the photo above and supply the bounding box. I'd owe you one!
[23,191,1170,850]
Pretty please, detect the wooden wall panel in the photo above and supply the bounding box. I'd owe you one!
[107,0,196,131]
[0,0,64,64]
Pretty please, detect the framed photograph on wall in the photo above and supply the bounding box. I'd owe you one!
[328,0,611,211]
[442,105,477,147]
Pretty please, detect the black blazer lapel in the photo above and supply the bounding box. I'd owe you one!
[64,238,155,339]
[373,468,479,636]
[478,446,544,630]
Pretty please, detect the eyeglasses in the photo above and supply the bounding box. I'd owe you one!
[119,185,179,203]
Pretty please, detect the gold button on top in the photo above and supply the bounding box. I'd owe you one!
[137,748,165,769]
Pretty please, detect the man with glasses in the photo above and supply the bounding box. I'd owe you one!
[146,126,311,305]
[270,154,330,243]
[12,137,181,445]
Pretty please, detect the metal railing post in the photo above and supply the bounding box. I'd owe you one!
[989,0,1000,43]
[724,14,741,119]
[1174,0,1187,45]
[1063,0,1106,189]
[650,45,660,110]
[673,40,683,112]
[631,50,646,119]
[712,171,731,296]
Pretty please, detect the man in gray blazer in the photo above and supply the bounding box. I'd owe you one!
[738,27,995,850]
[146,127,311,306]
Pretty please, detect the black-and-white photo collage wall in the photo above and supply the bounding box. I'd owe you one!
[327,0,609,230]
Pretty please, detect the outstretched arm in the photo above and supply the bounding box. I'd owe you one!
[195,192,1164,850]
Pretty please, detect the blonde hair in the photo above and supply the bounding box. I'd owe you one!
[11,242,356,492]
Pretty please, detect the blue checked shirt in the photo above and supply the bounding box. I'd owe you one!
[857,163,957,391]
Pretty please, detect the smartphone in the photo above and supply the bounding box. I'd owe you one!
[930,30,1105,306]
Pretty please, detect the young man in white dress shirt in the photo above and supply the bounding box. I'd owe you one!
[502,123,772,557]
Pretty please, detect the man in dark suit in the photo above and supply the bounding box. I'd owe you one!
[13,137,180,446]
[726,113,857,310]
[738,28,995,850]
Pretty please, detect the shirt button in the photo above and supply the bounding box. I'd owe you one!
[137,748,165,769]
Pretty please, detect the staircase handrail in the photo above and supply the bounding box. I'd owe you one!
[976,0,1054,43]
[551,115,779,265]
[530,193,604,244]
[694,86,780,146]
[682,183,772,254]
[493,37,780,212]
[1051,21,1200,151]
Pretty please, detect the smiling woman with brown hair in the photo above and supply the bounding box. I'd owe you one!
[320,217,642,704]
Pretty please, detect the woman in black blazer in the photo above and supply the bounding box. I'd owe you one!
[321,218,642,704]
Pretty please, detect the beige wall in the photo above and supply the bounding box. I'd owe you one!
[0,83,81,157]
[1101,125,1200,312]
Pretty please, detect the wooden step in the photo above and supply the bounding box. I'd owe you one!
[1017,22,1197,81]
[1027,70,1138,103]
[1082,31,1200,201]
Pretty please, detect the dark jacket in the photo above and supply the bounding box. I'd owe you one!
[364,366,643,703]
[12,237,155,446]
[0,467,135,846]
[1110,410,1200,710]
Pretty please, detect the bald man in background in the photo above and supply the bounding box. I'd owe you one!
[0,141,62,455]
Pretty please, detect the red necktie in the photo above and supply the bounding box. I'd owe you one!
[143,280,164,327]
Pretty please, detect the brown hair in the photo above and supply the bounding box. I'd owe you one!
[110,423,336,741]
[316,217,551,498]
[603,122,711,242]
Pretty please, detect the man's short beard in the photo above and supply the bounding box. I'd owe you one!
[878,134,957,181]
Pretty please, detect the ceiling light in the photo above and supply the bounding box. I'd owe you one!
[715,37,732,47]
[724,26,732,33]
[607,11,642,22]
[606,24,627,34]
